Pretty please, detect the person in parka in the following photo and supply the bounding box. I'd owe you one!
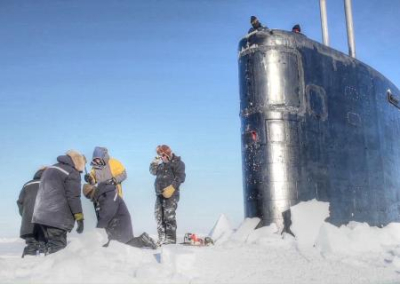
[17,167,47,257]
[84,147,127,197]
[150,145,186,245]
[32,150,86,254]
[82,183,157,249]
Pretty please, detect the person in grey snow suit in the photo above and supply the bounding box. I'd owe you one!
[82,183,157,249]
[17,167,47,257]
[150,145,186,245]
[32,150,86,254]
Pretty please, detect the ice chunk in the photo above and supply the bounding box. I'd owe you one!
[230,217,261,242]
[209,214,233,242]
[290,199,329,247]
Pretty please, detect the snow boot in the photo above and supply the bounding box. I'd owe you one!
[22,237,40,258]
[38,243,47,256]
[162,239,176,245]
[21,246,37,258]
[164,227,177,245]
[140,233,158,249]
[163,232,177,245]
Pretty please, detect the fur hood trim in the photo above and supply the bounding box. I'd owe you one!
[66,150,86,172]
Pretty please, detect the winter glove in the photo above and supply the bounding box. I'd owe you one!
[74,213,84,234]
[84,174,95,185]
[76,220,84,234]
[152,157,162,165]
[162,185,175,198]
[74,212,84,221]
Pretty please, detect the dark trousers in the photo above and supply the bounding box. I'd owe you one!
[40,225,68,254]
[104,236,148,248]
[126,236,146,248]
[155,194,179,244]
[21,225,46,257]
[126,233,157,249]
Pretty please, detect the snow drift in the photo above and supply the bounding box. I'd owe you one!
[1,199,400,283]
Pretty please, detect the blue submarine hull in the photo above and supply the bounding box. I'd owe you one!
[238,30,400,228]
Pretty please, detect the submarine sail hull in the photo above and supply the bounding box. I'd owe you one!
[238,30,400,228]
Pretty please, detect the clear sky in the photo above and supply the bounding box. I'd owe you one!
[1,0,400,238]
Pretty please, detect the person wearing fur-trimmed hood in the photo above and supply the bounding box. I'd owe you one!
[32,150,86,254]
[84,147,127,197]
[17,167,47,257]
[82,183,157,249]
[150,145,186,245]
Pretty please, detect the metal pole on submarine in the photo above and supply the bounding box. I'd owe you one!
[319,0,330,46]
[344,0,356,58]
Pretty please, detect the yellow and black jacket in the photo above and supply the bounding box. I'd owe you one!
[89,147,127,197]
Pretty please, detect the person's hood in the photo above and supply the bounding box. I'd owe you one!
[56,152,86,172]
[33,167,46,180]
[171,154,181,163]
[91,146,110,166]
[57,155,75,168]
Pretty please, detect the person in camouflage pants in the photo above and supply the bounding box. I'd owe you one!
[150,145,186,245]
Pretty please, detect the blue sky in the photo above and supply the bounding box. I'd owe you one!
[1,0,400,237]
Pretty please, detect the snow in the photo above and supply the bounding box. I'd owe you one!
[290,199,330,248]
[1,200,400,283]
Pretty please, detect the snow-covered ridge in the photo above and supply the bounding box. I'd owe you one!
[1,200,400,283]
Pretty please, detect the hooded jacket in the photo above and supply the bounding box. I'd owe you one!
[88,147,127,197]
[17,169,45,238]
[32,155,83,231]
[248,20,269,34]
[92,183,134,243]
[150,154,186,196]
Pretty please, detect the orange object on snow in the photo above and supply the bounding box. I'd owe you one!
[184,233,213,246]
[190,234,204,245]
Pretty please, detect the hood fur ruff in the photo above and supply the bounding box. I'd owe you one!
[66,150,86,172]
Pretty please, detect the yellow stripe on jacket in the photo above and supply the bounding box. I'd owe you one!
[109,158,125,197]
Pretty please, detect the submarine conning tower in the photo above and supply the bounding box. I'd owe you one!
[238,29,400,229]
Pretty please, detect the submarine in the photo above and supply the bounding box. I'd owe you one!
[238,0,400,229]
